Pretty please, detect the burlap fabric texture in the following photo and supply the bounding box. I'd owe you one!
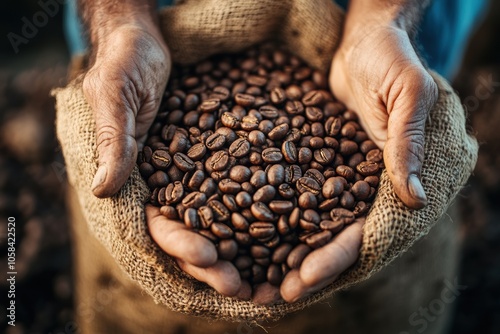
[54,0,478,323]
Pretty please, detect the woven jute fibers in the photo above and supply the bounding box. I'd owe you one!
[54,0,478,322]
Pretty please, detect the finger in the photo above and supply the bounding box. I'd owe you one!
[299,219,364,286]
[252,282,282,305]
[177,259,241,297]
[83,70,139,198]
[146,205,217,267]
[280,270,308,303]
[384,71,438,209]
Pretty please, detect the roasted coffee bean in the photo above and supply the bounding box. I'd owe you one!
[325,117,342,136]
[251,202,275,221]
[351,180,371,200]
[322,176,345,198]
[209,150,230,171]
[248,130,266,146]
[340,191,355,209]
[210,86,230,101]
[339,140,358,156]
[200,98,220,112]
[197,206,214,228]
[253,185,276,203]
[221,194,238,212]
[148,170,170,189]
[187,143,207,161]
[182,191,207,209]
[219,179,241,194]
[270,87,286,105]
[298,192,318,209]
[165,181,184,204]
[348,152,365,169]
[229,138,251,157]
[211,222,234,239]
[268,123,289,140]
[267,264,283,286]
[282,141,298,163]
[205,132,226,151]
[160,205,178,219]
[208,200,230,221]
[287,244,312,269]
[216,239,238,261]
[366,148,383,163]
[269,200,294,214]
[234,256,253,270]
[199,177,217,196]
[304,169,325,186]
[320,220,344,233]
[298,147,313,164]
[221,112,241,129]
[267,164,285,186]
[249,222,276,239]
[184,208,200,229]
[336,165,355,180]
[186,170,204,190]
[272,243,293,264]
[235,93,255,107]
[296,177,321,195]
[227,165,251,183]
[278,183,295,199]
[262,147,283,163]
[173,153,195,172]
[364,175,380,187]
[139,162,155,178]
[356,161,380,176]
[330,208,355,224]
[234,191,252,208]
[306,230,332,249]
[360,140,378,154]
[250,170,267,188]
[151,150,172,170]
[251,245,270,258]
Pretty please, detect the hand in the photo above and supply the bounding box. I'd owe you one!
[330,24,438,209]
[83,23,171,198]
[146,205,252,299]
[280,219,365,302]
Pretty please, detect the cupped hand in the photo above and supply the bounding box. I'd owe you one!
[146,205,252,299]
[83,23,171,198]
[330,24,438,209]
[280,219,365,303]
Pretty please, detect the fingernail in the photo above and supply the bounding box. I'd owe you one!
[91,165,107,192]
[408,174,427,205]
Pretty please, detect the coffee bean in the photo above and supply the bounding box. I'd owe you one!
[282,141,298,163]
[298,192,318,209]
[298,147,313,164]
[267,164,285,186]
[305,230,332,249]
[248,130,266,146]
[184,208,200,229]
[139,162,155,178]
[364,175,379,187]
[251,202,275,221]
[269,200,294,214]
[287,244,311,269]
[339,140,358,156]
[270,87,286,105]
[208,200,230,222]
[356,161,380,176]
[278,183,295,199]
[340,191,355,209]
[187,143,207,161]
[249,222,276,239]
[209,150,230,171]
[229,138,251,158]
[214,239,238,261]
[234,256,253,270]
[262,147,283,163]
[151,150,172,170]
[221,112,241,129]
[304,169,325,186]
[259,105,278,119]
[198,206,214,228]
[182,191,207,209]
[336,165,355,180]
[296,177,321,195]
[210,86,230,101]
[266,264,283,286]
[211,222,234,239]
[253,185,276,203]
[360,140,378,154]
[235,232,252,246]
[325,117,341,136]
[235,93,255,107]
[200,98,221,113]
[351,180,371,200]
[241,116,260,132]
[199,177,217,196]
[173,153,195,172]
[319,220,344,233]
[268,123,289,140]
[330,208,355,224]
[322,177,345,198]
[219,179,242,194]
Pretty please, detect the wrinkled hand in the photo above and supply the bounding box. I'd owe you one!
[83,23,171,198]
[331,24,438,209]
[277,23,438,304]
[146,205,253,299]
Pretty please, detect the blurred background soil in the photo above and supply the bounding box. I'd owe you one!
[0,1,499,333]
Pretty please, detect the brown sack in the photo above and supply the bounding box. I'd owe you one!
[54,0,478,323]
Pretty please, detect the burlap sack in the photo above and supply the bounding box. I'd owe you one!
[54,0,478,323]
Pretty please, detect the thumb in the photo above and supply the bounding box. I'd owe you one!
[383,73,438,209]
[83,74,139,198]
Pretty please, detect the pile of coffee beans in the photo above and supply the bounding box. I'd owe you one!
[138,45,383,286]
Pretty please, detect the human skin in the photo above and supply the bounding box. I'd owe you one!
[80,0,437,303]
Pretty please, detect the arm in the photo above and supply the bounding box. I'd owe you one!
[281,0,438,302]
